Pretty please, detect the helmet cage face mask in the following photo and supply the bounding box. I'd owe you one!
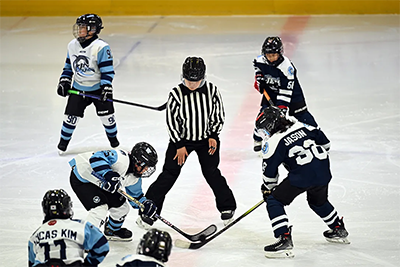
[130,142,158,178]
[73,14,103,43]
[262,37,284,67]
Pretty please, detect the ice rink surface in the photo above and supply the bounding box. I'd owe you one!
[0,14,399,266]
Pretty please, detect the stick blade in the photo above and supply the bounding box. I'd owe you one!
[174,239,191,249]
[188,224,217,241]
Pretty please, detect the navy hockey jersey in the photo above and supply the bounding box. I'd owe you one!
[261,121,332,189]
[253,55,308,115]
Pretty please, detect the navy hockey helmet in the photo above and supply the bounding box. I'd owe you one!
[137,229,172,263]
[182,56,206,82]
[130,142,158,178]
[255,106,290,136]
[262,36,284,66]
[262,36,283,55]
[42,189,73,222]
[73,14,104,42]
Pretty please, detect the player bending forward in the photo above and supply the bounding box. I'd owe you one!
[28,189,109,267]
[69,142,158,241]
[255,106,350,259]
[116,229,172,267]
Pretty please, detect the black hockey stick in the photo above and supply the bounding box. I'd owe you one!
[68,89,167,111]
[174,199,265,249]
[117,189,217,242]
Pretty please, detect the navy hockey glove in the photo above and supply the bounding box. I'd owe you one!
[141,199,157,220]
[100,84,113,102]
[254,73,266,93]
[261,184,274,202]
[57,77,72,97]
[100,171,121,194]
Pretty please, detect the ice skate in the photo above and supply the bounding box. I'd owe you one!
[136,215,155,230]
[57,138,70,155]
[264,226,294,258]
[104,222,132,242]
[323,217,350,244]
[221,210,235,226]
[108,136,120,148]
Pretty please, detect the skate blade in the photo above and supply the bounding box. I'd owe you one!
[106,236,133,242]
[325,237,350,244]
[58,150,65,156]
[265,250,294,259]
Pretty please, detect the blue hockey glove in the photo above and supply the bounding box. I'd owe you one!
[57,77,71,97]
[141,199,157,220]
[99,171,121,194]
[100,84,113,102]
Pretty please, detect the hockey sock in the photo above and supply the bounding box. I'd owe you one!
[60,115,80,140]
[99,114,117,138]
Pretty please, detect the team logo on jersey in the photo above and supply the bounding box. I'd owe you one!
[73,55,95,77]
[288,66,294,76]
[262,142,269,154]
[93,196,101,204]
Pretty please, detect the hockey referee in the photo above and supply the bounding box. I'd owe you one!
[138,57,237,229]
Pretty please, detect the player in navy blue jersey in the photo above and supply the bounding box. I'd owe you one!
[252,36,318,152]
[116,229,172,267]
[56,14,119,154]
[28,189,109,267]
[255,106,349,259]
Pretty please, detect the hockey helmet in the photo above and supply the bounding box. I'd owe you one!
[42,189,73,222]
[130,142,158,178]
[261,36,284,66]
[182,56,206,82]
[255,106,288,136]
[137,229,172,262]
[73,14,103,42]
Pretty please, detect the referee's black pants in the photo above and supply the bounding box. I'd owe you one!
[145,138,236,214]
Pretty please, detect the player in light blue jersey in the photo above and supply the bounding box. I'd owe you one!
[116,229,172,267]
[28,189,109,267]
[255,106,349,259]
[56,14,118,155]
[69,142,159,242]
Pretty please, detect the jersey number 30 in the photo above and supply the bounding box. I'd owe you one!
[288,140,328,165]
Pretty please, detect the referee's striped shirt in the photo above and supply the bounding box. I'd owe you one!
[166,81,225,147]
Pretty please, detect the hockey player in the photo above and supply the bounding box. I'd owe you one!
[252,36,318,152]
[28,189,109,267]
[144,57,237,228]
[69,142,159,241]
[255,106,350,259]
[116,229,172,267]
[56,14,119,154]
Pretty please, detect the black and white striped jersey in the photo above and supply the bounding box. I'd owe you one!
[166,81,225,147]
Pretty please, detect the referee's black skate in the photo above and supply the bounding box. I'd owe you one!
[264,226,294,258]
[104,223,132,242]
[323,217,350,244]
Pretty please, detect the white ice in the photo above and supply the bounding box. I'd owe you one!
[0,15,399,267]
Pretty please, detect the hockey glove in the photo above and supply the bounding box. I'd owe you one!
[100,171,121,194]
[141,199,157,220]
[261,184,274,202]
[254,73,266,94]
[57,77,72,97]
[100,84,113,102]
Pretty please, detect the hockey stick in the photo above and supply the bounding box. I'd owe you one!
[117,189,217,242]
[174,199,265,249]
[67,89,167,111]
[262,90,275,107]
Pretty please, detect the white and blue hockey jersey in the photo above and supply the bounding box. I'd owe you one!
[60,37,115,92]
[28,218,109,266]
[69,149,148,209]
